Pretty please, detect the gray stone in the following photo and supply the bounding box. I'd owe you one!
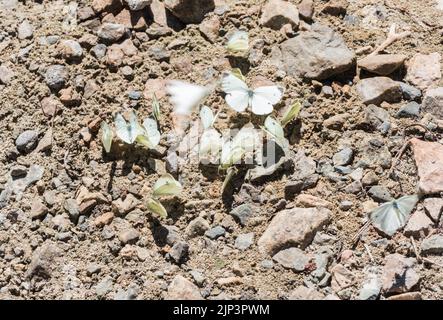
[164,0,215,24]
[189,270,205,286]
[118,228,139,244]
[96,276,114,297]
[186,217,210,238]
[362,104,391,133]
[368,186,393,202]
[148,45,170,61]
[396,102,420,118]
[359,267,382,300]
[398,82,422,101]
[356,77,402,105]
[113,285,138,300]
[422,87,443,119]
[59,40,83,60]
[17,20,33,39]
[333,147,353,166]
[0,65,14,85]
[63,198,80,221]
[272,247,310,272]
[205,226,225,239]
[273,23,355,80]
[26,243,60,279]
[92,44,107,59]
[230,204,253,226]
[339,200,353,211]
[97,23,126,42]
[45,65,68,91]
[234,233,254,250]
[421,235,443,255]
[15,130,38,153]
[169,241,189,263]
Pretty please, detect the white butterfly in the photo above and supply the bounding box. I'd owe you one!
[263,116,289,151]
[369,195,419,236]
[199,105,218,130]
[153,173,182,197]
[137,117,161,149]
[221,72,284,115]
[114,111,160,149]
[114,111,144,144]
[220,124,261,169]
[166,80,211,116]
[226,30,249,54]
[101,121,114,153]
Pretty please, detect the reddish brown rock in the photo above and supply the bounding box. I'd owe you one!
[410,138,443,194]
[258,207,330,255]
[114,8,148,30]
[41,96,60,117]
[422,87,443,119]
[143,78,167,101]
[358,54,406,76]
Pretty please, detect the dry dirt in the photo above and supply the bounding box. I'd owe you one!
[0,0,443,300]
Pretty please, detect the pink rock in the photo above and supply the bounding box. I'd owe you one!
[411,138,443,194]
[298,0,314,21]
[403,209,433,238]
[288,286,324,300]
[143,78,167,102]
[199,16,220,43]
[258,207,330,255]
[382,254,420,294]
[423,197,443,222]
[165,275,203,300]
[406,53,441,90]
[331,263,354,292]
[260,0,300,30]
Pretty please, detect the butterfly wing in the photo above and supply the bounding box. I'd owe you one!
[395,194,419,224]
[370,201,399,236]
[115,113,133,144]
[251,86,284,115]
[226,31,249,53]
[221,73,249,112]
[141,117,161,148]
[101,121,113,153]
[153,173,182,197]
[200,106,215,130]
[263,116,289,151]
[166,80,209,116]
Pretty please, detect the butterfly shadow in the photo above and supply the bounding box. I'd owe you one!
[221,166,251,211]
[227,56,250,75]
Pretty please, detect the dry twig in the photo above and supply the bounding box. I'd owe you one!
[369,23,411,56]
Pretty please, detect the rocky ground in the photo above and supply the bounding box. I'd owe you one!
[0,0,443,300]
